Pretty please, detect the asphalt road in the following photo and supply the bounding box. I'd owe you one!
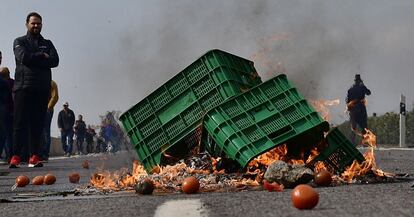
[0,148,413,217]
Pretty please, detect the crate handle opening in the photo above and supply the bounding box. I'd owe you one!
[248,103,274,121]
[268,126,293,140]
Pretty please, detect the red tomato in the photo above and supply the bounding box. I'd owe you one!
[314,170,332,186]
[32,176,44,185]
[44,174,57,185]
[135,179,155,195]
[16,175,30,187]
[69,173,80,183]
[291,184,319,209]
[263,180,284,192]
[82,160,89,169]
[182,176,199,194]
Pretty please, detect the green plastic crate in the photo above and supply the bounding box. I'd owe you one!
[203,74,330,168]
[310,127,365,174]
[120,49,262,171]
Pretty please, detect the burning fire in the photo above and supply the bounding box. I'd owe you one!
[313,161,328,173]
[340,129,394,183]
[90,127,393,192]
[247,144,288,169]
[90,160,148,191]
[90,158,260,192]
[246,144,322,179]
[310,99,340,122]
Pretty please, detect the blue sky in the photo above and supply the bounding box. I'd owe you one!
[1,0,414,137]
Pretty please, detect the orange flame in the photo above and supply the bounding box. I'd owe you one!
[90,128,392,191]
[90,160,148,191]
[90,157,261,192]
[310,99,340,122]
[305,147,320,164]
[313,161,328,173]
[341,129,393,182]
[247,144,324,169]
[247,144,288,169]
[246,144,323,181]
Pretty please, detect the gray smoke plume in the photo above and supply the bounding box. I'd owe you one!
[90,0,414,124]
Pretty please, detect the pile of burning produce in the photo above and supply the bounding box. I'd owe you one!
[90,154,261,194]
[88,126,395,195]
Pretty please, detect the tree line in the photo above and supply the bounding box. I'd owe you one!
[337,106,414,145]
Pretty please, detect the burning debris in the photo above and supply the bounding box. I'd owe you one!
[89,156,261,194]
[264,161,314,188]
[87,96,397,194]
[339,129,395,183]
[86,126,402,195]
[85,50,401,196]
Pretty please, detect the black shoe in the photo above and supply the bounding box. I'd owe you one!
[35,162,43,167]
[28,162,43,168]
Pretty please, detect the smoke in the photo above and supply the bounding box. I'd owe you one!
[64,0,414,125]
[3,1,413,137]
[113,1,374,96]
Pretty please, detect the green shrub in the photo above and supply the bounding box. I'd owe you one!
[337,109,413,145]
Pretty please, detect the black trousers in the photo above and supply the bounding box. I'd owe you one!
[349,105,368,144]
[13,89,49,157]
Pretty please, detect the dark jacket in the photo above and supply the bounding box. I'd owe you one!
[74,120,87,137]
[346,83,371,102]
[0,78,9,112]
[0,78,8,103]
[58,109,75,131]
[13,32,59,91]
[85,128,96,143]
[346,82,371,112]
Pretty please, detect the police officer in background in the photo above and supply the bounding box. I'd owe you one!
[346,74,371,144]
[10,12,59,168]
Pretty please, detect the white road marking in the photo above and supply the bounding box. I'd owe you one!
[154,199,208,217]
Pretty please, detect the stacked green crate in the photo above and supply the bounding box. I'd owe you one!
[120,49,262,171]
[309,127,365,174]
[203,74,330,168]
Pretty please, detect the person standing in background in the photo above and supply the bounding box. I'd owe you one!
[58,102,75,157]
[85,125,96,154]
[0,77,7,161]
[1,51,13,163]
[74,114,86,155]
[0,67,14,163]
[10,12,59,168]
[346,74,371,144]
[41,80,58,161]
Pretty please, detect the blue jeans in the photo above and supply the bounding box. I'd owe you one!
[61,130,74,154]
[42,110,53,158]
